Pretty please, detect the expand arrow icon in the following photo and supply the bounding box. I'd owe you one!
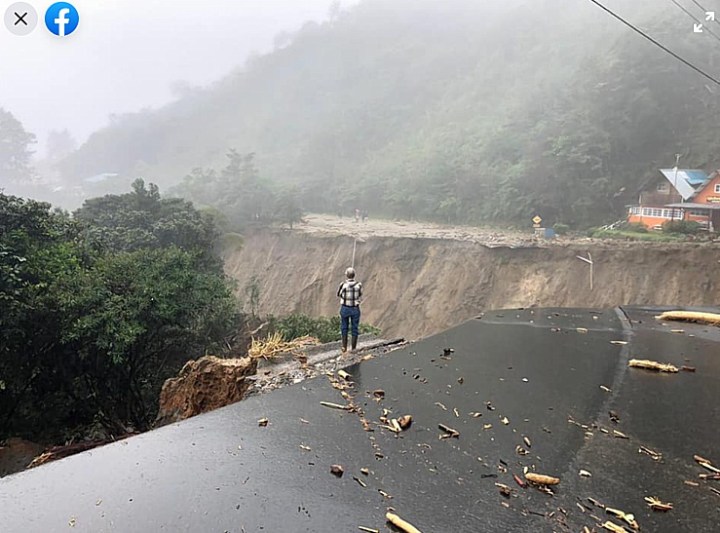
[707,11,716,21]
[695,23,704,33]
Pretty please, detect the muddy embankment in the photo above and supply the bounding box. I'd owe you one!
[224,229,720,339]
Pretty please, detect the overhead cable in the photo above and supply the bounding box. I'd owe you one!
[586,0,720,87]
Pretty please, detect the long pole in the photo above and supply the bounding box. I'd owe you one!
[672,153,681,221]
[576,254,594,292]
[352,238,357,269]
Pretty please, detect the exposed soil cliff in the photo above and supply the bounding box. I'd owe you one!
[155,356,257,426]
[224,227,720,339]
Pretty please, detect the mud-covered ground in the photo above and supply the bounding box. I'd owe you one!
[296,214,544,247]
[295,213,720,249]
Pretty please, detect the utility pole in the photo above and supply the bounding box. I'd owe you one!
[352,238,357,269]
[673,153,681,221]
[351,236,365,269]
[576,253,594,292]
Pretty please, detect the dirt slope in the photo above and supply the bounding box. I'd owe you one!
[155,356,257,426]
[224,224,720,339]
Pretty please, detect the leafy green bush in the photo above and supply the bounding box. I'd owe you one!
[662,220,701,235]
[591,229,681,242]
[553,223,570,235]
[220,232,245,254]
[620,222,648,233]
[268,313,380,343]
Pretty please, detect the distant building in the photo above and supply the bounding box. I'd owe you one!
[627,168,720,231]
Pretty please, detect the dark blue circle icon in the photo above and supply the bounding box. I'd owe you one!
[45,2,79,36]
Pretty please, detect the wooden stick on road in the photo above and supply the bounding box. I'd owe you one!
[386,512,422,533]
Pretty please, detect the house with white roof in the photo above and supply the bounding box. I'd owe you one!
[627,168,720,231]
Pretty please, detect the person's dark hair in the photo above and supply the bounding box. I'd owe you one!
[345,267,355,279]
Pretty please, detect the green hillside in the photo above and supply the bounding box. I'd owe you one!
[59,0,720,227]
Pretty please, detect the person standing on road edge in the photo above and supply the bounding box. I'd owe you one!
[337,267,362,353]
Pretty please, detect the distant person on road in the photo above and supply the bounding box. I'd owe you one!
[355,208,360,223]
[337,267,363,353]
[362,209,368,222]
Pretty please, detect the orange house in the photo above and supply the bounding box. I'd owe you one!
[627,168,720,231]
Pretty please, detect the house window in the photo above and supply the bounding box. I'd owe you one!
[641,207,681,219]
[688,209,708,217]
[715,184,720,193]
[657,182,670,193]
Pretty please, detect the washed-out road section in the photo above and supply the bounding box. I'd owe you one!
[1,306,718,532]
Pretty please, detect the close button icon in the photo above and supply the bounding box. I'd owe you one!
[4,2,38,36]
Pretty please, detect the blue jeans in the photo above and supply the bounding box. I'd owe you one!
[340,305,361,337]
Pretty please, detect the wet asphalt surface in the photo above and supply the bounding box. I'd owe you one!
[1,306,718,532]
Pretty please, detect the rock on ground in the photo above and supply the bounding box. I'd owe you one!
[0,438,44,477]
[156,356,258,426]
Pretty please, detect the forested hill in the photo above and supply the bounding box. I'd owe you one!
[59,0,720,227]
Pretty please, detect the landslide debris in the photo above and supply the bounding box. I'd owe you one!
[155,356,257,426]
[0,438,44,477]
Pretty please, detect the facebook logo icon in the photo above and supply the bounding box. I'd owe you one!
[45,2,79,36]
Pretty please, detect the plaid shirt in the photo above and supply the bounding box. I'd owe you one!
[337,279,363,307]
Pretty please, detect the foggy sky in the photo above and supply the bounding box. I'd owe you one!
[0,0,353,156]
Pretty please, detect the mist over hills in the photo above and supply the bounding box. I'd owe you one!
[58,0,720,227]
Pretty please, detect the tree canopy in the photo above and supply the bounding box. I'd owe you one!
[57,1,720,227]
[75,178,222,262]
[0,185,237,442]
[0,107,36,184]
[172,151,303,230]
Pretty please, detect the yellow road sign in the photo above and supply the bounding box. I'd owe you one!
[532,215,542,225]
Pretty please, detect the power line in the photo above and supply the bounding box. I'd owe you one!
[668,0,720,44]
[586,0,720,87]
[689,0,720,27]
[689,0,712,13]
